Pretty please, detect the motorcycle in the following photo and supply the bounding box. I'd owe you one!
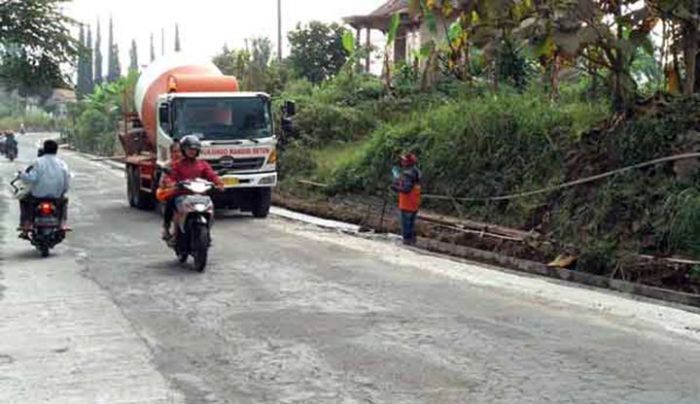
[10,172,67,257]
[167,178,215,272]
[6,143,17,161]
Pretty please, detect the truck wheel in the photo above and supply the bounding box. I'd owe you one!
[127,166,137,207]
[129,166,155,211]
[251,188,271,218]
[134,187,155,210]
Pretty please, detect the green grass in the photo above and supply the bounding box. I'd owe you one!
[311,141,364,182]
[0,113,63,132]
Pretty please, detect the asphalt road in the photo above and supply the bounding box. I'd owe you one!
[2,134,700,404]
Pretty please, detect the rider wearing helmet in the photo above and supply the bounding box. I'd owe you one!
[160,135,224,239]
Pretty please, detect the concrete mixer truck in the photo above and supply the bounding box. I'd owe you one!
[119,55,295,217]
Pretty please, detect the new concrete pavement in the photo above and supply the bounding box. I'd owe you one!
[1,134,700,404]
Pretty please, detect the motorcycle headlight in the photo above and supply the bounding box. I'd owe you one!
[194,203,207,212]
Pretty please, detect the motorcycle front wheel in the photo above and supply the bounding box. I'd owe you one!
[192,225,210,273]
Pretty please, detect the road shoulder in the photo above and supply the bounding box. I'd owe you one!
[0,185,183,403]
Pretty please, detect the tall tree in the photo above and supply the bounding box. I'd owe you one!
[175,24,181,52]
[86,26,94,92]
[77,24,88,98]
[106,16,120,82]
[150,33,156,62]
[287,21,348,83]
[0,0,79,96]
[110,43,122,81]
[94,19,103,86]
[247,37,272,89]
[213,45,250,81]
[129,40,139,72]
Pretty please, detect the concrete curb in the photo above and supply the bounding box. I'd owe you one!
[417,237,700,310]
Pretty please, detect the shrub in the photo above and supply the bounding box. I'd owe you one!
[331,90,602,200]
[660,188,700,257]
[279,143,317,181]
[0,112,61,132]
[293,101,377,147]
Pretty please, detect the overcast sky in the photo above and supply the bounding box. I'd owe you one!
[64,0,383,71]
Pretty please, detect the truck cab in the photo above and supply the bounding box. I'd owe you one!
[156,92,280,217]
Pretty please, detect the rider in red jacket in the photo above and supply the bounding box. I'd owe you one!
[161,135,224,239]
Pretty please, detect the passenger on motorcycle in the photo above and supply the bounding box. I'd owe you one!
[18,140,71,238]
[159,135,224,240]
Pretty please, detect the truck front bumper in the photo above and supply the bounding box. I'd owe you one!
[220,172,277,189]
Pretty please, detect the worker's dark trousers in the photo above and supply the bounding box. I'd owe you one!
[400,210,418,244]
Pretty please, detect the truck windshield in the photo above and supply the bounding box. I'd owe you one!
[172,97,272,140]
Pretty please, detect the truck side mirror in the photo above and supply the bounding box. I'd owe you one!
[283,100,296,117]
[158,103,171,134]
[281,117,294,135]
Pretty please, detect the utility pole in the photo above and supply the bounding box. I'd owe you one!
[277,0,282,61]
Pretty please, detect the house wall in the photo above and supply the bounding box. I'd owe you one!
[388,15,451,67]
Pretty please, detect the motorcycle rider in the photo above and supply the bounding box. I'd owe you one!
[5,131,18,157]
[160,135,224,240]
[18,139,71,238]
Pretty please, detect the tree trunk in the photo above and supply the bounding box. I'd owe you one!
[550,53,560,100]
[612,3,626,112]
[492,59,499,91]
[683,22,698,95]
[365,28,371,73]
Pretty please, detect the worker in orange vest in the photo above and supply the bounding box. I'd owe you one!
[391,153,421,245]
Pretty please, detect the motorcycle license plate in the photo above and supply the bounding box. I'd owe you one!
[35,217,58,226]
[223,177,239,187]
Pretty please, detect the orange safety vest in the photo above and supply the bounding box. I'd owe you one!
[399,184,421,212]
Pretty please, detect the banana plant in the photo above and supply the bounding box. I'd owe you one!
[383,13,402,91]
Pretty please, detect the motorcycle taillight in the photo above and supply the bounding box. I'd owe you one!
[38,202,55,216]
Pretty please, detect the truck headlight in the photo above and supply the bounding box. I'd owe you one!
[259,175,277,185]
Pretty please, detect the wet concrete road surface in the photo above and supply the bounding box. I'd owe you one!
[2,134,700,404]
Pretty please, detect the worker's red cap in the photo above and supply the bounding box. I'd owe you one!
[401,153,417,166]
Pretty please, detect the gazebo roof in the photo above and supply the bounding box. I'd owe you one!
[344,0,413,31]
[371,0,409,16]
[45,89,77,106]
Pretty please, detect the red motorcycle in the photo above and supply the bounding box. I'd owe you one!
[11,173,67,257]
